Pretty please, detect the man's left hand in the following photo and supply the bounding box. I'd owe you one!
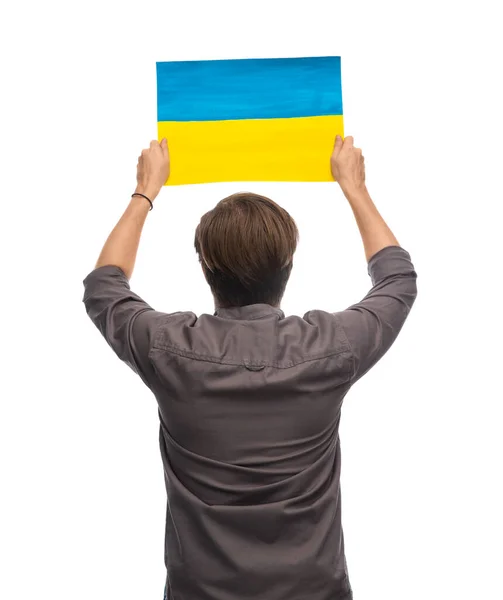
[135,138,170,201]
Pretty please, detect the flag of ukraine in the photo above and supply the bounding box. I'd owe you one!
[156,56,344,185]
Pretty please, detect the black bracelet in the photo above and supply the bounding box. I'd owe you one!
[132,193,153,211]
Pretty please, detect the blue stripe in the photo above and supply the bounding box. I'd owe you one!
[156,56,342,122]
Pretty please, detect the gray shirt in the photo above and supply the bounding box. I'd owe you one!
[83,244,417,600]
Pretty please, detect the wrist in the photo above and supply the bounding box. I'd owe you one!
[134,185,160,202]
[130,194,153,213]
[340,182,370,202]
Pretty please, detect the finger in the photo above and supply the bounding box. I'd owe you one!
[150,139,159,148]
[343,135,354,149]
[333,134,343,151]
[161,137,168,153]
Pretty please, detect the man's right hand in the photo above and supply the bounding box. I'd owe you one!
[330,135,366,192]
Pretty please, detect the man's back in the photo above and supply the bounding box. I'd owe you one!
[154,304,353,599]
[83,245,417,600]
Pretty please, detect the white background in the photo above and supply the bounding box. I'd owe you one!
[1,1,502,599]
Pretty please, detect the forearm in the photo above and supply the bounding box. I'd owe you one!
[341,184,400,262]
[94,196,151,279]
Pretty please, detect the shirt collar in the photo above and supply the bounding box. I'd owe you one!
[214,303,284,321]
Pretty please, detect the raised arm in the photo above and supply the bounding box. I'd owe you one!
[94,138,170,279]
[329,135,417,383]
[82,138,170,385]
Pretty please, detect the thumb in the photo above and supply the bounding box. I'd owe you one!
[161,137,168,152]
[333,134,343,152]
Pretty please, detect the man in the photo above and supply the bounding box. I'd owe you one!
[83,135,417,600]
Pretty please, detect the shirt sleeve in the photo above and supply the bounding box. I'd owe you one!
[82,265,166,387]
[334,245,418,384]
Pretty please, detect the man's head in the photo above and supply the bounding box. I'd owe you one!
[194,192,299,309]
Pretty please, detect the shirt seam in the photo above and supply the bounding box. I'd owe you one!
[149,342,352,370]
[332,313,357,381]
[214,312,284,322]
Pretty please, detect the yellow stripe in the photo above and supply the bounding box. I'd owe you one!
[158,115,344,185]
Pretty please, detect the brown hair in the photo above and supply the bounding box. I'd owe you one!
[194,192,299,308]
